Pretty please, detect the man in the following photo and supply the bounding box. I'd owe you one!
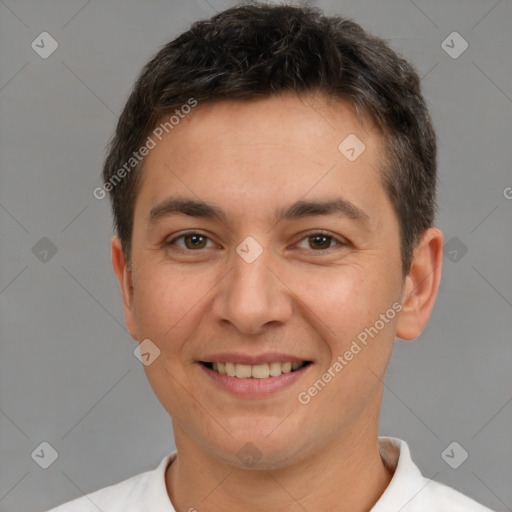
[48,3,494,511]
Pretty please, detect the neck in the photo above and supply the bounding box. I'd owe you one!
[166,420,393,512]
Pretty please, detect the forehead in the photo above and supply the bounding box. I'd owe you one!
[155,93,380,160]
[134,93,391,227]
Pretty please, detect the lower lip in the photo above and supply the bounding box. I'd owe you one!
[200,363,312,398]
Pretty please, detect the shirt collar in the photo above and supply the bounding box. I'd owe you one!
[145,451,177,511]
[372,437,431,511]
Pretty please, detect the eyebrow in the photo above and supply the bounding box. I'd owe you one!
[148,196,370,227]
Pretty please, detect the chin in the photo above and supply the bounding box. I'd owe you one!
[203,428,311,471]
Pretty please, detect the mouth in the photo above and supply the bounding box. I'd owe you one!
[201,360,312,379]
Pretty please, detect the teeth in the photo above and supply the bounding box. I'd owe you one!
[251,364,269,379]
[269,362,282,377]
[225,362,236,377]
[235,364,252,378]
[210,361,306,378]
[281,362,292,373]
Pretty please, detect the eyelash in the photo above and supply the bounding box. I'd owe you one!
[165,230,348,253]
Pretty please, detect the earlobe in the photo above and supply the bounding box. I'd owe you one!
[111,237,139,339]
[395,227,444,341]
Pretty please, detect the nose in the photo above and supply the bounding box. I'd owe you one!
[211,246,293,335]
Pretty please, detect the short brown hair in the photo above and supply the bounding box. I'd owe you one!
[102,2,437,275]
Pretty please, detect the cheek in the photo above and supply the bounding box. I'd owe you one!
[131,265,207,345]
[297,262,399,395]
[297,268,397,421]
[130,267,208,409]
[300,265,391,335]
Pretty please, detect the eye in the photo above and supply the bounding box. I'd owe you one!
[166,232,216,251]
[295,231,346,251]
[165,230,347,253]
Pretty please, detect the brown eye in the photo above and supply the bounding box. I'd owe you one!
[308,234,334,250]
[296,232,343,251]
[183,234,208,249]
[166,232,214,251]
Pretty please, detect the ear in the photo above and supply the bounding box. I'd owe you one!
[111,236,139,340]
[396,227,444,341]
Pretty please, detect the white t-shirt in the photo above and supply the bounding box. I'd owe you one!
[46,437,494,511]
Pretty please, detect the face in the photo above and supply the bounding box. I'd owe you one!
[112,92,440,469]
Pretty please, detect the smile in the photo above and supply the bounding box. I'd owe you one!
[202,361,311,379]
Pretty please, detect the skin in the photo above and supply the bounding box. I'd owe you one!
[111,92,443,512]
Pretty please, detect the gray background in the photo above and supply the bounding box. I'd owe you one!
[0,0,511,511]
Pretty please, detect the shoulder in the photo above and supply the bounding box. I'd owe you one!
[45,453,176,512]
[419,478,496,511]
[45,472,148,512]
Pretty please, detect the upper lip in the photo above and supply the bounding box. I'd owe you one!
[199,352,312,365]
